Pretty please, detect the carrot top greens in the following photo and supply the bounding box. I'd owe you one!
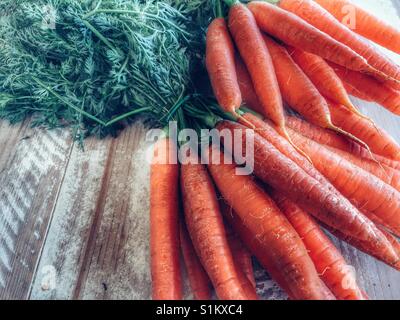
[0,0,216,143]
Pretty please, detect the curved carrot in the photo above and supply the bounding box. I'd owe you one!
[207,145,334,300]
[180,153,254,300]
[314,0,400,55]
[285,115,400,170]
[278,0,400,87]
[248,1,381,78]
[288,128,400,237]
[206,18,242,115]
[227,2,285,134]
[180,222,212,300]
[271,192,365,300]
[150,137,181,300]
[287,47,363,117]
[330,63,400,115]
[328,101,400,160]
[217,120,399,267]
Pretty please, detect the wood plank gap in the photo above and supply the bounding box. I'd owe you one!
[26,140,76,299]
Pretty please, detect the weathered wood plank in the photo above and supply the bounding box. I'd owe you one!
[0,126,73,299]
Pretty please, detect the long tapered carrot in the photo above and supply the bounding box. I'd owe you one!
[180,153,255,300]
[330,63,400,115]
[288,128,400,237]
[287,47,362,116]
[314,0,400,55]
[247,1,384,79]
[206,17,242,115]
[321,222,400,271]
[207,145,334,300]
[217,120,399,268]
[223,209,256,289]
[227,1,285,134]
[278,0,400,88]
[235,55,264,115]
[180,222,212,300]
[262,35,353,137]
[271,192,365,300]
[342,80,374,102]
[328,101,400,160]
[285,115,400,170]
[150,137,181,300]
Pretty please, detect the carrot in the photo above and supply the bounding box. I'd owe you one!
[207,145,334,300]
[287,47,364,117]
[235,55,264,115]
[247,1,382,78]
[314,0,400,55]
[324,144,400,194]
[180,153,255,300]
[180,222,212,300]
[206,18,242,115]
[342,80,374,102]
[278,0,400,87]
[288,128,400,237]
[222,209,256,289]
[271,192,365,300]
[227,1,285,134]
[328,101,400,160]
[330,63,400,115]
[239,113,339,197]
[321,222,400,271]
[223,205,295,299]
[150,137,181,300]
[285,115,400,170]
[217,120,399,267]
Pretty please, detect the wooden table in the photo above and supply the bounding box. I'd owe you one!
[1,0,400,300]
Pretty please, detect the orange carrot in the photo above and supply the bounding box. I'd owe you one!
[150,137,181,300]
[262,35,344,134]
[328,101,400,160]
[321,222,400,271]
[278,0,400,87]
[248,1,381,77]
[223,213,256,289]
[330,63,400,115]
[288,128,400,237]
[217,120,399,267]
[206,18,242,115]
[180,153,255,300]
[287,47,362,116]
[227,2,285,134]
[207,145,334,300]
[239,113,338,197]
[235,55,264,115]
[314,0,400,55]
[223,205,295,299]
[286,115,400,170]
[271,192,365,300]
[180,222,212,300]
[342,80,374,102]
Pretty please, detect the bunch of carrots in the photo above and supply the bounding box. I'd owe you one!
[150,0,400,300]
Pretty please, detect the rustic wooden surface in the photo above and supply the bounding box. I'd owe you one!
[0,0,400,300]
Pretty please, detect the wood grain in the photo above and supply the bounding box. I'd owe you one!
[0,124,73,299]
